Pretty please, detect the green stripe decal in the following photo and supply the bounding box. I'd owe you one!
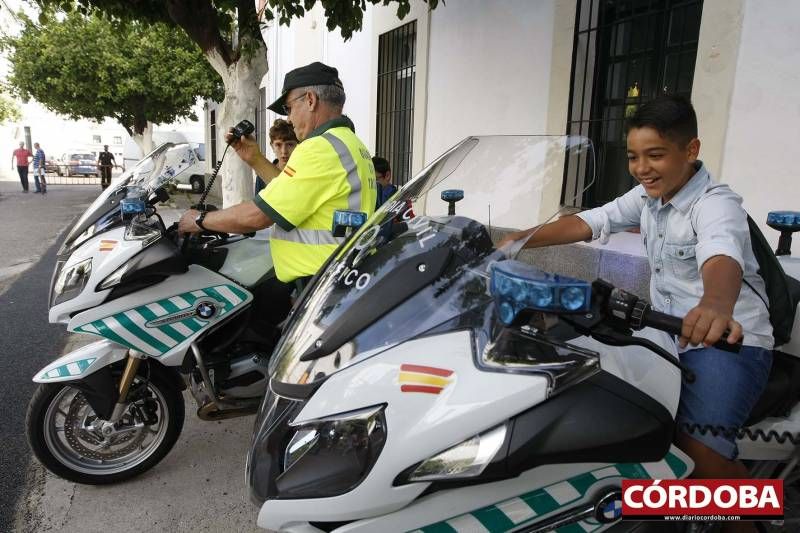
[115,314,169,353]
[665,452,688,478]
[93,320,138,350]
[615,463,649,479]
[76,358,95,372]
[74,284,249,356]
[414,450,690,533]
[420,523,458,533]
[228,284,248,301]
[160,299,181,314]
[523,490,560,516]
[472,506,516,531]
[137,306,186,344]
[568,472,598,495]
[204,287,234,309]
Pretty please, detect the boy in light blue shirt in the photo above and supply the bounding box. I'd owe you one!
[501,96,772,487]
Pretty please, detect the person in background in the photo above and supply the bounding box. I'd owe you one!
[97,145,118,189]
[32,142,47,194]
[255,119,298,195]
[372,156,397,208]
[11,141,32,193]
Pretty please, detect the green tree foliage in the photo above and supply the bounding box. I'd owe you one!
[34,1,440,51]
[0,91,22,123]
[4,12,223,137]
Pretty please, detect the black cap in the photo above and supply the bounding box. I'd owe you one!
[267,62,344,115]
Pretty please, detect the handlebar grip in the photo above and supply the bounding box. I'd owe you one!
[643,308,743,354]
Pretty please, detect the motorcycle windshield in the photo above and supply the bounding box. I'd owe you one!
[60,143,197,255]
[270,135,595,387]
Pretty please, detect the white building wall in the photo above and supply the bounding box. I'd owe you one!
[424,0,557,160]
[716,0,800,248]
[262,5,374,158]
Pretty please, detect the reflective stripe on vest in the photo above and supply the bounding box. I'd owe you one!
[271,131,364,247]
[272,225,345,246]
[322,132,362,211]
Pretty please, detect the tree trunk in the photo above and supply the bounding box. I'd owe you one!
[131,121,154,158]
[205,37,268,208]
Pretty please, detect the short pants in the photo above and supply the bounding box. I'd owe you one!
[676,345,772,459]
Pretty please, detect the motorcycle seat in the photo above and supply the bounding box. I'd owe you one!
[746,350,800,426]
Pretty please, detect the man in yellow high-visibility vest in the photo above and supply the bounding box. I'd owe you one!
[179,62,376,322]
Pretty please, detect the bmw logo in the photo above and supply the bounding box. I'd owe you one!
[594,489,623,523]
[196,302,217,320]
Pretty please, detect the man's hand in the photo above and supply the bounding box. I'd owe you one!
[680,300,743,348]
[225,128,263,166]
[178,209,203,236]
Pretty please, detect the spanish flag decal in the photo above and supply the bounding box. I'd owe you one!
[99,240,117,252]
[283,165,296,177]
[399,364,454,394]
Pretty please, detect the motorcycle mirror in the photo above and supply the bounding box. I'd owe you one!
[332,210,367,238]
[441,189,464,215]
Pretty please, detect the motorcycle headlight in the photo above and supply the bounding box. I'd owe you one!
[274,404,387,499]
[51,258,92,306]
[401,424,507,483]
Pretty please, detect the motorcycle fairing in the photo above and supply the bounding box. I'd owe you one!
[67,265,253,362]
[34,339,129,383]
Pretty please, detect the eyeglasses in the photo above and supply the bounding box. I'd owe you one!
[282,93,307,115]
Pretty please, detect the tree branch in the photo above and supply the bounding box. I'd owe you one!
[165,0,235,66]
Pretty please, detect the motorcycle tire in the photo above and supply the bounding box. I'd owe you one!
[26,371,184,485]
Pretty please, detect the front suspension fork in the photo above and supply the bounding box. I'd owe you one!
[107,350,145,422]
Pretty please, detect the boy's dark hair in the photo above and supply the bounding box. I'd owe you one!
[269,119,297,143]
[624,94,698,147]
[372,156,390,176]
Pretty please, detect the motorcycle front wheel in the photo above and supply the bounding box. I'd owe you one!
[26,371,184,484]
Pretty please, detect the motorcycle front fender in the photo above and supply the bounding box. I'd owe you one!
[33,339,129,384]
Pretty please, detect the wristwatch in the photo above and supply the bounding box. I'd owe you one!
[195,211,208,231]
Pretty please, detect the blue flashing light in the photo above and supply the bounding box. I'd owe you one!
[441,189,464,202]
[332,210,368,237]
[767,211,800,231]
[121,197,146,215]
[490,260,591,324]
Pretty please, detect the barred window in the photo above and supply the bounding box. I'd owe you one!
[563,0,702,208]
[376,20,416,186]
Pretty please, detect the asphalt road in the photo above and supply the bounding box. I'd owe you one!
[1,182,260,532]
[0,183,100,532]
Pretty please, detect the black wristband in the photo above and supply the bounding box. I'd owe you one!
[195,211,208,231]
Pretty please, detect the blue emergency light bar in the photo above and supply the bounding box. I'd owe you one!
[121,197,146,215]
[767,211,800,232]
[490,260,591,325]
[441,189,464,202]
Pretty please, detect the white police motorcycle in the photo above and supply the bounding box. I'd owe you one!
[246,135,800,532]
[27,143,279,484]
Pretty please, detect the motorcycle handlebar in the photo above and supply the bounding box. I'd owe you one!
[638,304,743,354]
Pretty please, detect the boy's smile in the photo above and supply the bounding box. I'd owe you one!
[626,126,700,203]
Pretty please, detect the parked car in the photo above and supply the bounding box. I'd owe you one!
[45,158,59,175]
[57,153,98,177]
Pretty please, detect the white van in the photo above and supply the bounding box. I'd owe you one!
[124,134,208,193]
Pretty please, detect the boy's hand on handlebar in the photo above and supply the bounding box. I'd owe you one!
[178,209,202,236]
[679,302,743,349]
